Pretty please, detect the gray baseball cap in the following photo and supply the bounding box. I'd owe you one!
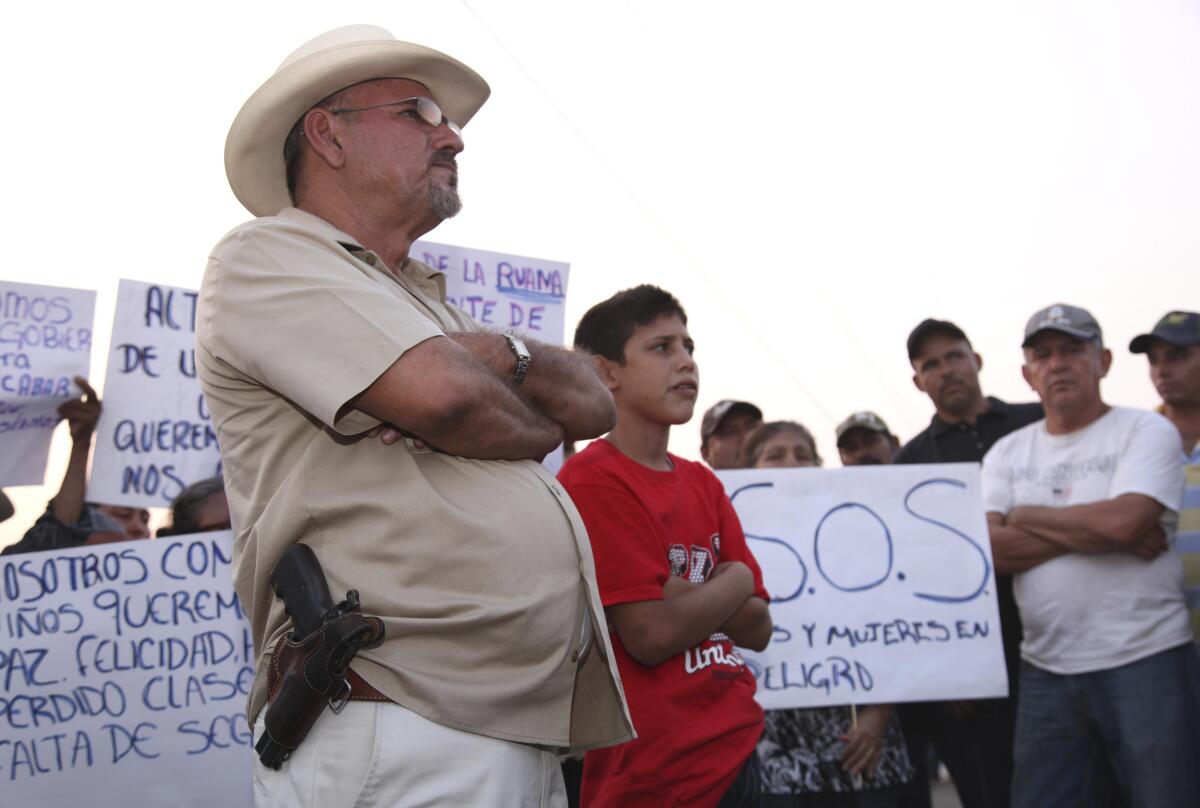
[701,400,763,440]
[1129,310,1200,353]
[1022,303,1103,348]
[835,411,892,446]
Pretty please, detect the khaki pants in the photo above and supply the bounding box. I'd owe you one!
[253,700,567,808]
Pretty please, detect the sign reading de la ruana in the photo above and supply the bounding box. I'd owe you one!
[88,280,220,509]
[414,239,569,343]
[717,463,1009,709]
[0,281,96,487]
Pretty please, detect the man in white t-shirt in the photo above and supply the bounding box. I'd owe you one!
[982,303,1199,808]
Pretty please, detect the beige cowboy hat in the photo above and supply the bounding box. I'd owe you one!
[225,24,491,217]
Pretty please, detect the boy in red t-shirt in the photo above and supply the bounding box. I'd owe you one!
[559,285,772,808]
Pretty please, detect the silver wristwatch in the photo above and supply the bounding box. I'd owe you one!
[504,333,531,387]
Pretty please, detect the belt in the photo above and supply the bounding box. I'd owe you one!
[344,668,391,703]
[268,663,392,704]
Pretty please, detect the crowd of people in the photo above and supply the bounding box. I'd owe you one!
[3,22,1197,808]
[667,303,1200,806]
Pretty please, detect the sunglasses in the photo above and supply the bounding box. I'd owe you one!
[328,96,462,137]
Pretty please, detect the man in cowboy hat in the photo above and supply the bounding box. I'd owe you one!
[199,26,632,807]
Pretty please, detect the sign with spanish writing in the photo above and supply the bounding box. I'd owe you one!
[88,280,220,508]
[418,240,570,471]
[717,463,1008,708]
[0,531,253,805]
[0,281,96,487]
[415,240,569,342]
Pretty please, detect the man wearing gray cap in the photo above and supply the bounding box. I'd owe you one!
[700,399,763,469]
[982,304,1198,807]
[198,25,631,806]
[1130,310,1200,646]
[834,410,899,466]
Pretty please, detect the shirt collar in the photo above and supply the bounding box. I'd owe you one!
[278,207,447,299]
[929,396,1010,436]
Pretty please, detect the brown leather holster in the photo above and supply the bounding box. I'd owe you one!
[254,608,385,769]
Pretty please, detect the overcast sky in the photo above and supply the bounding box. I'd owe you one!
[3,0,1198,543]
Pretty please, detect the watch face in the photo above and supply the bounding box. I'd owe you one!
[508,334,530,359]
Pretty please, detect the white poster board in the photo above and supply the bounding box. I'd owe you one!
[415,240,569,344]
[0,282,96,487]
[0,532,253,805]
[418,240,570,470]
[88,280,220,508]
[717,463,1008,709]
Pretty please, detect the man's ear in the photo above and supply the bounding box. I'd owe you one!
[1099,347,1113,378]
[911,372,925,394]
[1021,362,1035,391]
[974,352,984,373]
[593,354,620,392]
[302,107,346,169]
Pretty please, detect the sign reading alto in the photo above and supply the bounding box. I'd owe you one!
[0,531,253,806]
[717,463,1008,709]
[88,280,219,508]
[0,281,96,487]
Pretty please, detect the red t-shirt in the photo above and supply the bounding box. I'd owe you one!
[559,439,768,808]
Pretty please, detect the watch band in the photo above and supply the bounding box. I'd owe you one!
[504,333,531,387]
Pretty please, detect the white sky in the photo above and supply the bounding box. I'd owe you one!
[3,0,1199,544]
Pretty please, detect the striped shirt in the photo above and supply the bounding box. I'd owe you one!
[1180,442,1200,640]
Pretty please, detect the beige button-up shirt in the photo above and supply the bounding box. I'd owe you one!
[197,207,632,749]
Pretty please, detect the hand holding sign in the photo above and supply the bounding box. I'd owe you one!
[59,376,101,443]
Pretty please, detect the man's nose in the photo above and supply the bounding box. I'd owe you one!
[431,123,464,154]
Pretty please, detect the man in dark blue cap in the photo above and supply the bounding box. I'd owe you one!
[1130,310,1200,646]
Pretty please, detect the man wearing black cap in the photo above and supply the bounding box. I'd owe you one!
[700,399,763,469]
[983,304,1197,808]
[893,319,1041,808]
[1130,310,1200,645]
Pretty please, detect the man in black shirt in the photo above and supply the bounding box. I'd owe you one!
[895,318,1042,808]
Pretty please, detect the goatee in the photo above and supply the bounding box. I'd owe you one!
[428,181,462,220]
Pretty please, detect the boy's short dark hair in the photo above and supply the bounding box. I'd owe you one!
[574,285,688,363]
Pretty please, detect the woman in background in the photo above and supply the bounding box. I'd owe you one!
[742,421,914,808]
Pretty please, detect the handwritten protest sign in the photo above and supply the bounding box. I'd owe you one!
[0,532,253,805]
[0,282,96,487]
[717,463,1008,709]
[416,240,569,342]
[419,240,571,470]
[88,280,219,508]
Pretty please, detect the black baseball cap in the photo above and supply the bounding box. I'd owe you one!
[1129,311,1200,354]
[907,318,970,360]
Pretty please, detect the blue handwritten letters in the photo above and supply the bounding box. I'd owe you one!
[0,282,96,487]
[414,239,570,340]
[716,463,1009,709]
[87,280,220,507]
[415,240,570,473]
[0,531,254,806]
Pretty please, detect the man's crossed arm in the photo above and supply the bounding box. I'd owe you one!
[351,332,615,461]
[988,493,1169,574]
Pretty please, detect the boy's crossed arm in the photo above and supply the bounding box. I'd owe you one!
[606,562,772,668]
